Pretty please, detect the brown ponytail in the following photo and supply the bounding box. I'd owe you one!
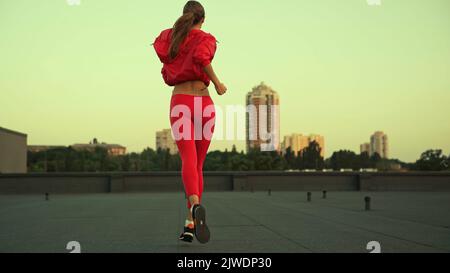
[169,1,205,60]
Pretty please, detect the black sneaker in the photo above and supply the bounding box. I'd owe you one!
[192,204,210,244]
[179,225,194,243]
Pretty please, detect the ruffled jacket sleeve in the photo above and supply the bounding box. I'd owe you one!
[193,34,217,67]
[153,29,172,64]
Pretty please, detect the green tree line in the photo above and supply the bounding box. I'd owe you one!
[27,142,449,172]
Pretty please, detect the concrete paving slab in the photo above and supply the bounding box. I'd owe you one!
[0,192,449,253]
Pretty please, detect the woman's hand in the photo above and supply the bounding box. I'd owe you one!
[215,82,227,95]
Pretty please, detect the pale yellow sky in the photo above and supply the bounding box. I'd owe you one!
[0,0,449,162]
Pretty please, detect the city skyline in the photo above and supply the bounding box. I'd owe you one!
[2,76,445,162]
[1,0,449,162]
[21,127,392,160]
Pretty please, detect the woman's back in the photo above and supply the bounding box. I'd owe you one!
[153,28,217,86]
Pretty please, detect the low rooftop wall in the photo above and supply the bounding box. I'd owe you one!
[1,171,450,194]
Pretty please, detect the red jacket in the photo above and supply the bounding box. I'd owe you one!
[153,28,217,87]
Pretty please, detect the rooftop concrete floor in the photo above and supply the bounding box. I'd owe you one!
[0,191,449,253]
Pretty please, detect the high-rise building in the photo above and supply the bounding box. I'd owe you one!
[370,131,389,158]
[246,82,280,152]
[308,134,325,158]
[360,143,370,155]
[360,131,389,158]
[156,129,178,155]
[282,133,325,158]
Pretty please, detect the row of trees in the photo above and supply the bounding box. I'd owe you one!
[409,149,449,171]
[27,141,449,172]
[28,147,181,172]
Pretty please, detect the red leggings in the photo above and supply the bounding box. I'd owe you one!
[170,94,215,209]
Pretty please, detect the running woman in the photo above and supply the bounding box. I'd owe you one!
[153,1,227,244]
